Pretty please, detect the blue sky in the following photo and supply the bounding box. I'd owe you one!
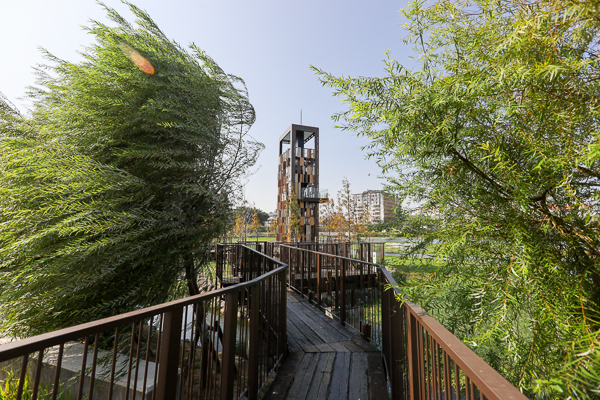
[0,0,414,212]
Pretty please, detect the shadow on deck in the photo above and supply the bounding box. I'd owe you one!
[264,291,388,400]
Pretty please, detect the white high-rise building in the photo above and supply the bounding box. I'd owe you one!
[352,190,395,224]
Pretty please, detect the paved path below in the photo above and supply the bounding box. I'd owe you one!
[263,291,388,400]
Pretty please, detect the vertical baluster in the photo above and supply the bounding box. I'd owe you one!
[220,289,239,400]
[433,341,438,400]
[177,305,190,396]
[335,257,340,310]
[316,253,322,306]
[248,283,260,400]
[407,312,420,400]
[380,273,391,385]
[444,353,451,400]
[77,336,89,400]
[156,308,183,400]
[327,269,333,309]
[31,350,44,400]
[16,354,28,400]
[132,320,145,400]
[454,362,461,400]
[465,376,472,400]
[186,308,197,398]
[425,333,431,400]
[300,249,304,296]
[418,325,425,400]
[340,258,346,326]
[51,343,64,400]
[88,333,100,400]
[390,298,406,400]
[143,318,154,400]
[151,314,163,400]
[125,323,136,400]
[279,268,287,358]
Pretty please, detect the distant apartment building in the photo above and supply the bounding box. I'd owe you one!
[353,190,395,224]
[266,212,277,228]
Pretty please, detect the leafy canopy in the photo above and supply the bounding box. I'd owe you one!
[0,2,262,337]
[315,0,600,397]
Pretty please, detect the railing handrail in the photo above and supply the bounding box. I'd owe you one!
[279,243,377,267]
[281,243,527,400]
[234,242,283,265]
[0,248,287,363]
[377,267,524,399]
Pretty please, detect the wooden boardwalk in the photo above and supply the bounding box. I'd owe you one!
[264,291,388,400]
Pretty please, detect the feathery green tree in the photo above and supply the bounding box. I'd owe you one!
[0,2,262,338]
[316,0,600,397]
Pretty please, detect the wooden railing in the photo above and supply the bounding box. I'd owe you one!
[0,244,286,400]
[279,243,527,400]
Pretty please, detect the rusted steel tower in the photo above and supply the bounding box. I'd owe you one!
[276,124,327,242]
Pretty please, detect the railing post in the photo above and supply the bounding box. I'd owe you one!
[381,274,391,376]
[340,258,346,326]
[407,310,421,400]
[216,244,222,287]
[279,269,287,358]
[248,284,260,400]
[335,257,340,309]
[220,289,239,400]
[386,289,405,400]
[316,253,322,306]
[327,269,333,308]
[298,248,303,295]
[290,245,294,289]
[156,308,183,400]
[381,243,385,264]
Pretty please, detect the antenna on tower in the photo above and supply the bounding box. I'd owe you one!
[300,109,302,125]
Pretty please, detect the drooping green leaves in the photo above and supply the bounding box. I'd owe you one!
[316,0,600,396]
[0,2,262,338]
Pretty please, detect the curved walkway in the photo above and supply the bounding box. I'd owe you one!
[264,291,388,400]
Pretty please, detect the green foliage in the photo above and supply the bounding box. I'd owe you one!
[316,0,600,396]
[0,368,71,400]
[286,189,302,242]
[0,2,262,338]
[320,178,370,241]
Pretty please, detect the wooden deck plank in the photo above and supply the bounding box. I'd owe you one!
[302,344,320,353]
[263,352,304,400]
[340,340,366,353]
[314,343,336,353]
[352,338,381,352]
[288,303,341,344]
[348,353,369,400]
[306,353,336,399]
[328,341,351,353]
[316,354,337,399]
[287,305,326,346]
[287,353,318,400]
[265,291,388,399]
[289,302,353,344]
[287,332,302,353]
[328,352,351,400]
[288,292,361,341]
[367,352,389,400]
[286,315,313,349]
[287,309,325,347]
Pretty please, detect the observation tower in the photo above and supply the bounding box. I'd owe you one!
[276,124,327,242]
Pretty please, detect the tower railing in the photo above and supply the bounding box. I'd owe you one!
[300,187,328,200]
